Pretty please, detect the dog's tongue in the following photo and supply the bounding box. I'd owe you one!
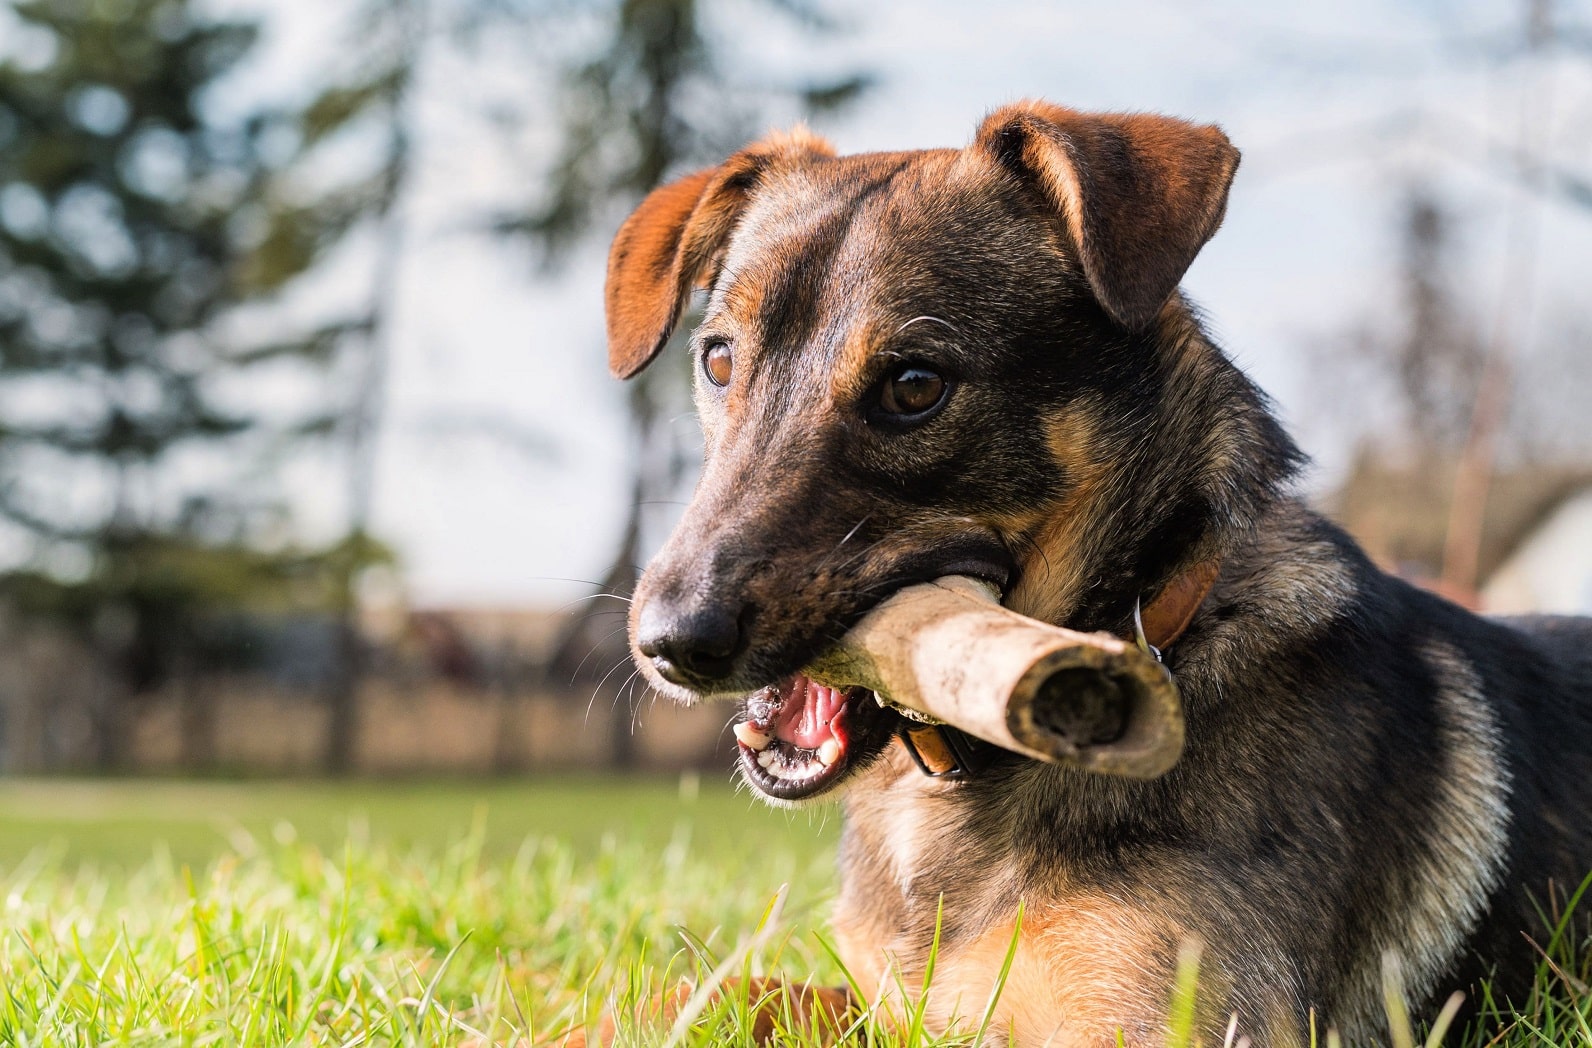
[771,676,848,749]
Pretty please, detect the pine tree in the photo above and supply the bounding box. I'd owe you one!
[0,0,370,767]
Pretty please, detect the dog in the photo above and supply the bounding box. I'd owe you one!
[593,101,1592,1045]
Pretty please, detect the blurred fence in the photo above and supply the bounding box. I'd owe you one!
[0,606,724,775]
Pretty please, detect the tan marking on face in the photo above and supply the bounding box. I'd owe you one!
[720,262,768,319]
[706,164,896,375]
[823,312,899,410]
[1003,403,1112,625]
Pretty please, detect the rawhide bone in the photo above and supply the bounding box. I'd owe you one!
[803,576,1186,778]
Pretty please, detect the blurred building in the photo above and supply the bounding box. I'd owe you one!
[1482,489,1592,616]
[1328,450,1592,614]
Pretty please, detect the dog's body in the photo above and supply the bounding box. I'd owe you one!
[833,498,1592,1043]
[600,102,1592,1045]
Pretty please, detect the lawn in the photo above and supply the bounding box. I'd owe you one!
[0,775,837,869]
[0,777,1586,1046]
[0,775,848,1047]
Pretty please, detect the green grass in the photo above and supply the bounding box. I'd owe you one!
[0,775,837,868]
[0,778,1585,1046]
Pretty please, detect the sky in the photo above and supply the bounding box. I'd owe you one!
[221,0,1592,609]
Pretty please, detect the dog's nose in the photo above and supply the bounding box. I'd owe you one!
[635,598,744,688]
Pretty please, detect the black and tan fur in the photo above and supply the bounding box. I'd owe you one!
[594,102,1592,1045]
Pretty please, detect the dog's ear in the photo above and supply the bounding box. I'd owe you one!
[605,128,835,378]
[974,101,1240,331]
[605,167,722,379]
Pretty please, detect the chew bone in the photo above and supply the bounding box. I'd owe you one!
[803,576,1186,778]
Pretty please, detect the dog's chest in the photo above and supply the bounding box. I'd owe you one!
[832,764,1189,1044]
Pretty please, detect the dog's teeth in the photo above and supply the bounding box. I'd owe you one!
[734,722,772,750]
[749,739,838,784]
[818,738,842,766]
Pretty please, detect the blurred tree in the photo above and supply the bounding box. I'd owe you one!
[249,0,427,773]
[1396,195,1482,449]
[1324,186,1487,584]
[1325,182,1591,595]
[489,0,870,765]
[1440,0,1562,597]
[0,0,382,768]
[1367,186,1488,454]
[1312,0,1592,602]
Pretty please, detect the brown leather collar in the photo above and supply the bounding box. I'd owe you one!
[1136,557,1223,654]
[897,558,1222,777]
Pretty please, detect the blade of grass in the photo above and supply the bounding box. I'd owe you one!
[973,900,1024,1047]
[1425,991,1467,1048]
[1167,937,1204,1048]
[411,931,474,1048]
[1384,950,1417,1048]
[661,883,788,1048]
[906,896,948,1043]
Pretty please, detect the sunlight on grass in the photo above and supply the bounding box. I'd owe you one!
[0,801,836,1045]
[0,780,1586,1046]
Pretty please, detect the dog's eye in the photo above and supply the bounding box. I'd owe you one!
[703,341,733,387]
[878,365,948,419]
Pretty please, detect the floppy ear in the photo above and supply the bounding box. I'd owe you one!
[974,101,1240,331]
[605,168,719,379]
[605,128,835,378]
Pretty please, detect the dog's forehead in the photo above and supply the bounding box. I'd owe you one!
[709,148,1046,355]
[729,149,1020,272]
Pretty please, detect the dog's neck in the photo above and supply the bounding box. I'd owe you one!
[1006,300,1303,639]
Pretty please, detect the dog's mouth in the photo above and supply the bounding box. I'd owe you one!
[733,675,871,802]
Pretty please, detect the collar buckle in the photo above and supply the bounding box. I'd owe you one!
[897,723,981,779]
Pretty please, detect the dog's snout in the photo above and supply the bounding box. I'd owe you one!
[636,596,745,688]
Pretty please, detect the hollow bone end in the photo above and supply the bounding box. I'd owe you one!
[1006,648,1185,779]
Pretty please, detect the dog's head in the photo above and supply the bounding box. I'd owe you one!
[606,101,1296,804]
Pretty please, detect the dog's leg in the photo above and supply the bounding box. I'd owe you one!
[556,977,855,1046]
